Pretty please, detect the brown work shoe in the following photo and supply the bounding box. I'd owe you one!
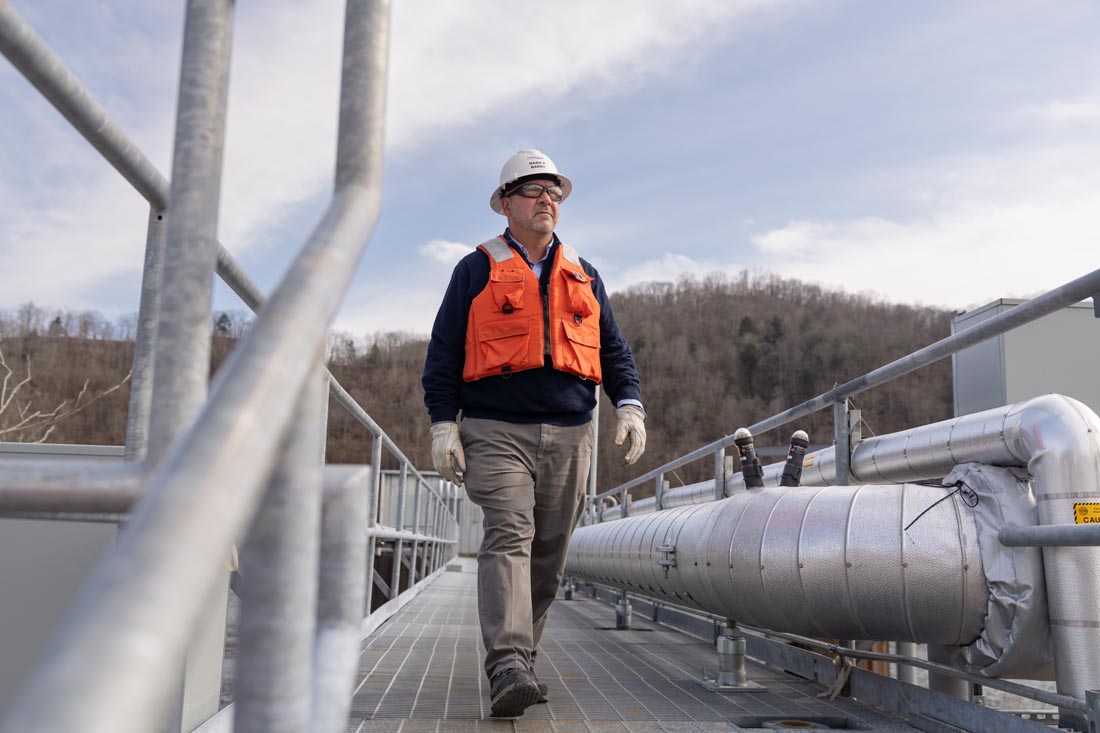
[536,680,549,703]
[489,668,540,717]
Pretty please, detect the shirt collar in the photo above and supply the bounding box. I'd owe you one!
[503,228,559,266]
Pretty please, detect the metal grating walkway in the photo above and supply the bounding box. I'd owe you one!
[345,559,920,732]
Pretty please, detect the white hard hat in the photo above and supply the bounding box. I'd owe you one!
[490,148,573,215]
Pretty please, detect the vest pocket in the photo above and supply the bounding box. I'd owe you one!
[490,269,526,313]
[558,315,601,380]
[558,268,595,316]
[478,317,532,374]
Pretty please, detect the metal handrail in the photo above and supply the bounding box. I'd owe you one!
[0,0,417,472]
[595,265,1100,502]
[0,1,453,519]
[0,1,457,732]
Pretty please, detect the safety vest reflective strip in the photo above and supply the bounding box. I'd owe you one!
[462,237,602,383]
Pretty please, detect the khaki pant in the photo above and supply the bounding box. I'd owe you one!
[460,417,594,679]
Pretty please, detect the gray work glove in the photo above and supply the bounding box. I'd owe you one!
[429,421,466,485]
[614,405,646,465]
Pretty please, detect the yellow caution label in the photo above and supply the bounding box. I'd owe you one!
[803,455,814,468]
[1073,503,1100,524]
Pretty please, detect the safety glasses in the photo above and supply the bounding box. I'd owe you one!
[506,183,564,202]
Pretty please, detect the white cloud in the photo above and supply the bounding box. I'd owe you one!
[749,182,1099,311]
[418,239,473,265]
[0,0,787,311]
[384,1,784,148]
[613,253,746,290]
[335,280,449,337]
[1023,90,1100,127]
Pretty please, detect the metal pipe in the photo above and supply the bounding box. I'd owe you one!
[146,0,233,467]
[569,482,988,644]
[1000,524,1100,547]
[236,368,325,733]
[124,208,167,462]
[0,0,391,729]
[367,527,456,544]
[758,629,1086,714]
[0,462,143,514]
[896,642,920,685]
[311,465,370,733]
[928,644,972,702]
[600,394,1082,518]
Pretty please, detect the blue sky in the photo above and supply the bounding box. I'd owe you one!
[1,0,1097,337]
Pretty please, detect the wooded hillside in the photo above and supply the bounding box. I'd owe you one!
[0,272,953,493]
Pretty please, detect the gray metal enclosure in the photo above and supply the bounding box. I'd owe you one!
[953,299,1100,416]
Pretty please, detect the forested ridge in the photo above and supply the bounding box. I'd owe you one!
[0,271,953,493]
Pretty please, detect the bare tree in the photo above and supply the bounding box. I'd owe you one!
[0,344,131,444]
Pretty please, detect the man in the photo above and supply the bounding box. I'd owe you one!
[422,149,646,718]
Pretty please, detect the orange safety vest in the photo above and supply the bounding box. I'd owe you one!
[463,236,602,383]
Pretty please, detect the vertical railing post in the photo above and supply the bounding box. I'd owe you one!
[714,446,726,500]
[142,1,236,729]
[452,482,463,559]
[145,0,234,465]
[587,385,600,522]
[123,207,166,462]
[428,492,439,572]
[620,489,629,519]
[390,462,407,596]
[655,473,665,511]
[410,478,422,582]
[833,399,851,486]
[235,367,325,733]
[364,434,382,616]
[450,483,459,561]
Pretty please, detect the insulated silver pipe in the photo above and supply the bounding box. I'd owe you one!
[569,482,988,644]
[580,394,1100,722]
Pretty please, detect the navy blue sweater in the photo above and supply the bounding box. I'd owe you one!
[422,233,642,426]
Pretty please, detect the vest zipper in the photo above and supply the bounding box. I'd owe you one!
[542,289,551,358]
